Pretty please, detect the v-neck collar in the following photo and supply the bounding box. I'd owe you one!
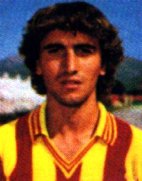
[29,102,117,173]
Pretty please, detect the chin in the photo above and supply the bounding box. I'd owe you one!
[58,99,85,108]
[53,93,89,108]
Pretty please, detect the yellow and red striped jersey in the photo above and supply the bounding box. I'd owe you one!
[0,102,142,180]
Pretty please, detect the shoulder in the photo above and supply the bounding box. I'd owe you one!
[114,115,142,147]
[0,112,31,141]
[0,103,43,131]
[0,119,18,155]
[0,119,18,136]
[130,124,142,147]
[0,104,43,140]
[0,112,32,154]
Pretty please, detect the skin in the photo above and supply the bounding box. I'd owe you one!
[36,30,105,160]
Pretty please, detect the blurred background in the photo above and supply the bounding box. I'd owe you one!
[0,0,142,127]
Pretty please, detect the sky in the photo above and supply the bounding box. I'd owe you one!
[0,0,142,61]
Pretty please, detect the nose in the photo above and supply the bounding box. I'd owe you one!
[63,49,78,74]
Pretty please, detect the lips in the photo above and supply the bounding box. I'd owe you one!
[60,79,82,89]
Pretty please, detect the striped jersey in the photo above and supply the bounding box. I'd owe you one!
[0,102,142,180]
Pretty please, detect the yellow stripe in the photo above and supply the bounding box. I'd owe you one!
[39,103,49,136]
[81,142,107,181]
[102,118,109,142]
[0,120,17,178]
[32,142,56,181]
[102,113,117,145]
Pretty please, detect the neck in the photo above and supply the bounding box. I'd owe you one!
[46,93,100,139]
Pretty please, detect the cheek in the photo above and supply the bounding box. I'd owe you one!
[82,62,102,78]
[41,62,61,89]
[39,52,61,74]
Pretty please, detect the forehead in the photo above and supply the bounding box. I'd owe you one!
[40,29,99,46]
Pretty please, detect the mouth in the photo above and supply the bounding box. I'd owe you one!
[60,79,82,90]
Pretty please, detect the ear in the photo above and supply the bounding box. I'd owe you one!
[36,60,42,75]
[100,66,106,76]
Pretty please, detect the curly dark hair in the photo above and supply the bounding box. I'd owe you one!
[19,1,124,102]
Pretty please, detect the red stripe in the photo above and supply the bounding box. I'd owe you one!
[35,108,42,135]
[0,159,6,180]
[56,163,82,181]
[10,114,32,181]
[31,112,36,137]
[103,117,132,180]
[31,108,41,137]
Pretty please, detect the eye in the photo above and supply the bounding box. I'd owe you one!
[43,44,64,54]
[47,47,62,54]
[75,44,97,56]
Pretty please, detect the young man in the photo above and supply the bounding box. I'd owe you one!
[0,1,142,180]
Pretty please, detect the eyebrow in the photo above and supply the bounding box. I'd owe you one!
[74,44,97,50]
[43,43,64,50]
[42,43,97,51]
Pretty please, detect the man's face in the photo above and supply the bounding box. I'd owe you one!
[37,30,105,107]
